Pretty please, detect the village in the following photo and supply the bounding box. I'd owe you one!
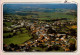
[3,17,77,52]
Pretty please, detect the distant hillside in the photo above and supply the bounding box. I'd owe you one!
[3,4,77,15]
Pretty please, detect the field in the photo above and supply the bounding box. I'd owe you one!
[3,33,32,45]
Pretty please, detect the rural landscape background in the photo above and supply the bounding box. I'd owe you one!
[3,4,77,52]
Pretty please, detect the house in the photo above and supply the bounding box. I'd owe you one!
[65,48,70,51]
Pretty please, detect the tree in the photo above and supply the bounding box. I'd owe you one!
[10,43,15,48]
[47,27,56,34]
[69,28,77,36]
[53,45,60,51]
[69,43,76,51]
[14,44,20,50]
[46,45,60,51]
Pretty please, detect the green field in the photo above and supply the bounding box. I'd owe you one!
[4,11,76,21]
[4,22,13,27]
[38,12,76,20]
[3,33,32,45]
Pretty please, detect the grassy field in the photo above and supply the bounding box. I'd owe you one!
[4,11,77,21]
[4,22,13,27]
[3,33,32,45]
[31,47,47,51]
[3,33,13,37]
[38,12,76,20]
